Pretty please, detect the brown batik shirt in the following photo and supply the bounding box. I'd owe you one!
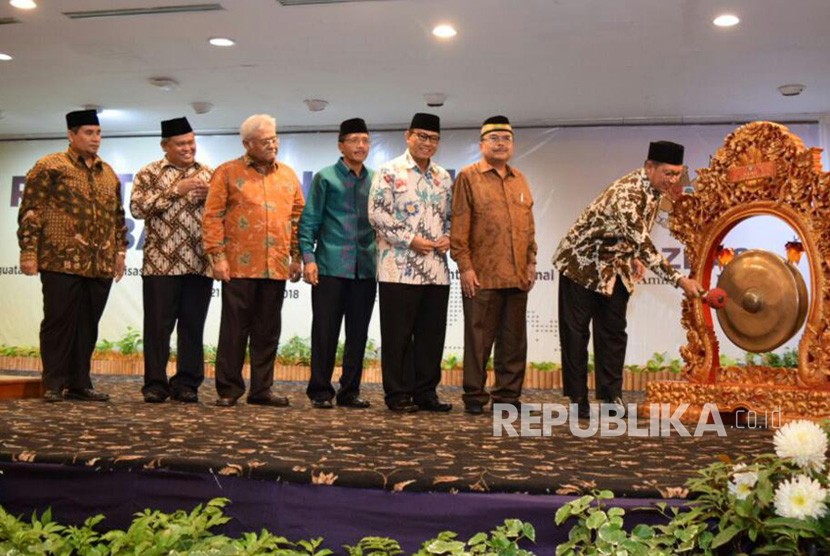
[451,160,537,290]
[130,157,214,276]
[552,167,683,296]
[18,149,128,278]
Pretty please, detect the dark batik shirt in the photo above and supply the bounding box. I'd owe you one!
[18,148,128,278]
[130,157,213,276]
[553,168,682,296]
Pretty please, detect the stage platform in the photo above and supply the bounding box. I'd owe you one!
[0,372,776,552]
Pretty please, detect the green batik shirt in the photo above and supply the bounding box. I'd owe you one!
[298,158,376,279]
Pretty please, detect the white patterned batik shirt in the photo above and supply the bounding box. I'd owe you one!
[368,150,452,285]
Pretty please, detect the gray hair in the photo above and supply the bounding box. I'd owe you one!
[240,114,277,141]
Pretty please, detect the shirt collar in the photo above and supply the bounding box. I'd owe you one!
[335,157,368,179]
[162,156,202,171]
[638,167,662,198]
[476,159,515,177]
[403,149,434,177]
[243,153,278,172]
[66,148,102,169]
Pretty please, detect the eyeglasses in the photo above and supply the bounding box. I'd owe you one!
[413,132,440,144]
[343,137,371,146]
[251,136,279,147]
[483,134,513,144]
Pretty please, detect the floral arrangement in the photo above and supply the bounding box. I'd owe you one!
[555,419,830,555]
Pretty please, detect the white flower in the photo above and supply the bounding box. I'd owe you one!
[729,469,759,500]
[773,420,828,471]
[773,475,828,519]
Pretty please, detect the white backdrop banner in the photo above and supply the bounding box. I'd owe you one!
[0,123,820,364]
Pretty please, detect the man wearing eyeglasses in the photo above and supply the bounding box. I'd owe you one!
[203,114,305,408]
[553,141,705,419]
[300,118,376,410]
[369,113,454,413]
[451,116,537,415]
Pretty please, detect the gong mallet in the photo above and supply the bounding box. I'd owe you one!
[700,287,728,309]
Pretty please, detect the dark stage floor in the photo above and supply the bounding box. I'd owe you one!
[0,373,776,499]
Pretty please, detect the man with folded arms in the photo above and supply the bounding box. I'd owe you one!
[131,117,213,404]
[451,116,537,415]
[18,109,127,403]
[203,114,304,408]
[300,118,376,410]
[369,113,453,413]
[553,141,705,418]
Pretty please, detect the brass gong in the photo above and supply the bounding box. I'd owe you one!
[716,249,808,353]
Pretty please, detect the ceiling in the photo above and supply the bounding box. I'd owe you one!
[0,0,828,139]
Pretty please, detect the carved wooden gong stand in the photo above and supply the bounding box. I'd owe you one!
[644,121,830,424]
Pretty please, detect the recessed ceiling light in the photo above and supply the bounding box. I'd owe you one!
[148,76,180,92]
[0,53,12,61]
[304,99,328,112]
[713,14,740,27]
[208,37,235,47]
[10,0,37,9]
[432,24,457,39]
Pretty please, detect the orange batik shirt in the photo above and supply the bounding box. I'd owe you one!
[203,155,305,280]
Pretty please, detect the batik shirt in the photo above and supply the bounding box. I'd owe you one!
[553,168,683,296]
[368,150,452,285]
[298,158,376,280]
[130,157,213,276]
[17,149,127,278]
[202,155,304,280]
[451,160,537,290]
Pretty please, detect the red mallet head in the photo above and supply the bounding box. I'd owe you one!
[702,288,728,309]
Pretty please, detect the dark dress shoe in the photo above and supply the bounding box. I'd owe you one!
[172,390,199,403]
[311,399,334,409]
[337,396,371,409]
[602,396,627,418]
[464,403,485,415]
[417,399,453,412]
[387,401,419,413]
[43,389,64,403]
[574,397,591,419]
[143,391,167,403]
[247,395,290,407]
[215,397,237,407]
[64,388,109,402]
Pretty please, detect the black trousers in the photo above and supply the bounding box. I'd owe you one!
[559,274,630,401]
[306,276,376,402]
[461,288,528,406]
[378,282,449,406]
[215,278,285,400]
[142,274,213,396]
[39,271,112,392]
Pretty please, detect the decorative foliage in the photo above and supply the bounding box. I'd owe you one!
[0,498,536,556]
[555,419,830,555]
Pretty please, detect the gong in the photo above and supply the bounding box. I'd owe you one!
[716,249,808,353]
